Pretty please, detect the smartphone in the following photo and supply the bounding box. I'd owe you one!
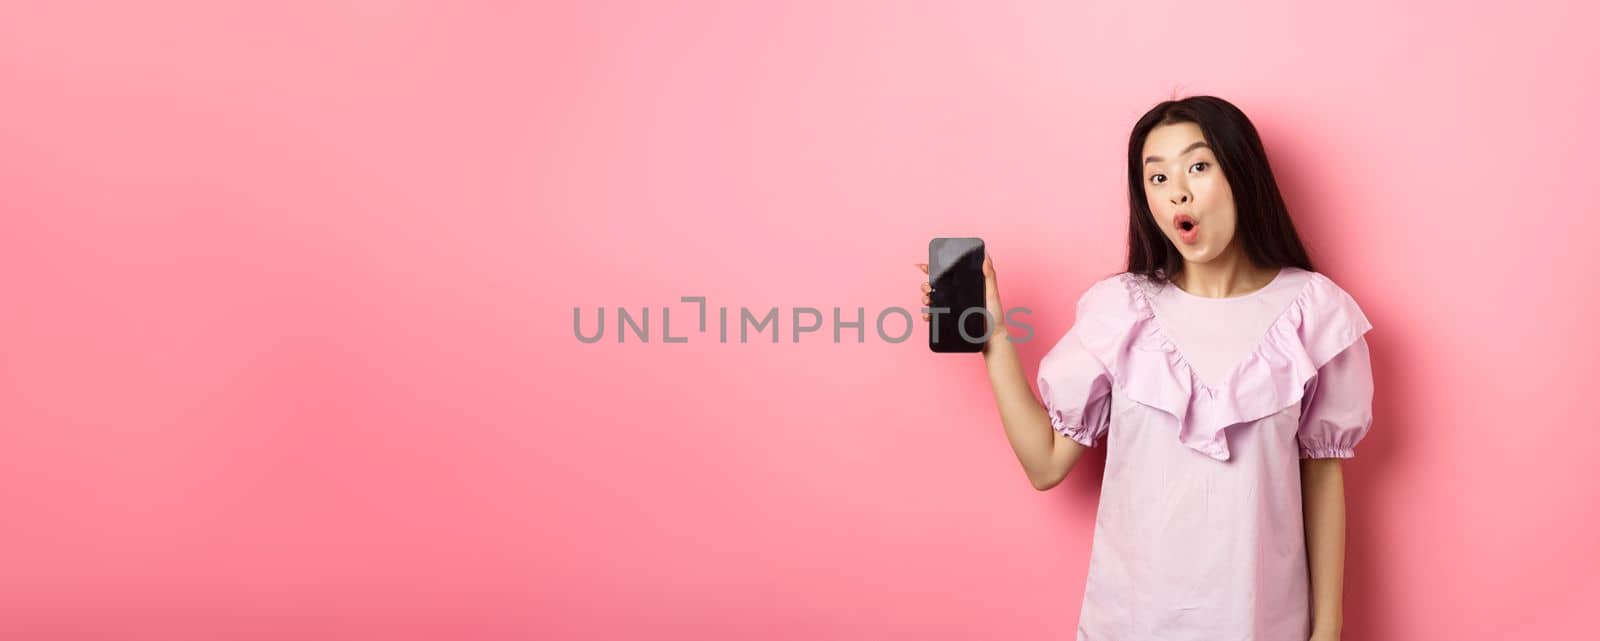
[927,237,988,353]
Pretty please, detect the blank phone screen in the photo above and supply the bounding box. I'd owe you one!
[927,238,987,353]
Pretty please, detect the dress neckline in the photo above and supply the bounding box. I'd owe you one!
[1162,267,1288,302]
[1136,267,1310,391]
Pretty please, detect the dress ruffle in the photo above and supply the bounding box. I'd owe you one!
[1071,269,1373,461]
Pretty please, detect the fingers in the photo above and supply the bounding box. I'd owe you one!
[917,263,931,319]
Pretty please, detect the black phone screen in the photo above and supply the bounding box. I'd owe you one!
[927,238,988,353]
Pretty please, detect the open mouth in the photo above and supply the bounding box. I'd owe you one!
[1174,213,1197,232]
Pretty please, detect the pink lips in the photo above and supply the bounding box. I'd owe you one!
[1173,213,1200,245]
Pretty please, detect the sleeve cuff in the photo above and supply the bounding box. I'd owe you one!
[1049,412,1100,448]
[1298,445,1355,459]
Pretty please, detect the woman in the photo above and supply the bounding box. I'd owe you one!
[916,95,1373,640]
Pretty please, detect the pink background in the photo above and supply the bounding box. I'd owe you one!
[2,1,1596,639]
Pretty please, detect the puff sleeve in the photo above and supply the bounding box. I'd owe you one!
[1036,287,1116,448]
[1296,335,1375,459]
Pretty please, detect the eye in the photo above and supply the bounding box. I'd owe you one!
[1190,161,1209,172]
[1149,174,1166,185]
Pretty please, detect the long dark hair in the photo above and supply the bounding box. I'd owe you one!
[1122,95,1314,283]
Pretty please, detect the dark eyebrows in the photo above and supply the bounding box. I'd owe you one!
[1144,141,1211,166]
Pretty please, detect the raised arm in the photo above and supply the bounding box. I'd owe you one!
[918,255,1093,491]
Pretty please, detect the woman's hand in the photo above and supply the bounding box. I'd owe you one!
[916,253,1006,341]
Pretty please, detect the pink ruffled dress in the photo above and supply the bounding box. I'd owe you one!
[1035,266,1374,640]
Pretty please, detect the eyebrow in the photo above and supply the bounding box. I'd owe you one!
[1144,141,1211,166]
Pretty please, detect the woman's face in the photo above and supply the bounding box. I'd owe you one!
[1141,121,1238,264]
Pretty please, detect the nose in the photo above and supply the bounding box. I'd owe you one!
[1170,192,1190,207]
